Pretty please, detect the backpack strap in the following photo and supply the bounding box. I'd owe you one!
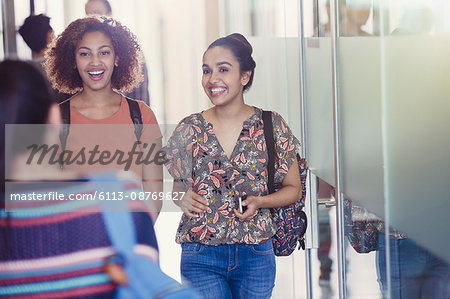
[93,172,200,298]
[262,110,275,194]
[58,99,71,168]
[125,97,143,142]
[58,97,143,168]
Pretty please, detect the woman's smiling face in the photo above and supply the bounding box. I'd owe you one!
[75,31,118,93]
[201,46,250,107]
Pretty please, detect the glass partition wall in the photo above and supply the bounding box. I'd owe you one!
[380,1,450,298]
[302,0,450,298]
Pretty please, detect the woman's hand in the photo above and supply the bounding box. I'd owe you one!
[179,189,209,218]
[104,262,127,286]
[172,180,209,217]
[234,195,260,221]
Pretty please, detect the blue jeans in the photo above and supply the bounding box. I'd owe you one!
[180,242,276,299]
[376,233,450,299]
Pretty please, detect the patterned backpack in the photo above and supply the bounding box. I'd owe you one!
[343,198,379,253]
[262,111,308,256]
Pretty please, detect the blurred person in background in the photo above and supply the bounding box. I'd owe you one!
[85,0,112,16]
[18,14,54,63]
[18,14,69,102]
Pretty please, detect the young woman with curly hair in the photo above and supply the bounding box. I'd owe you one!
[44,16,143,94]
[44,17,163,214]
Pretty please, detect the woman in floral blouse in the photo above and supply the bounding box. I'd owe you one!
[163,33,302,299]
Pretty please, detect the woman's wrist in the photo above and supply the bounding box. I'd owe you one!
[255,186,299,209]
[253,195,268,209]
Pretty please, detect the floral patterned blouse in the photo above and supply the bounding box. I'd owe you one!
[163,107,301,245]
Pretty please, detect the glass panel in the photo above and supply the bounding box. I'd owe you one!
[382,0,450,297]
[338,1,384,298]
[302,1,339,298]
[339,0,450,298]
[304,37,335,185]
[340,36,384,218]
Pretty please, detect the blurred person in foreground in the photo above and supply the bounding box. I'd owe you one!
[0,59,159,297]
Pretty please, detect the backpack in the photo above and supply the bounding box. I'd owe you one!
[262,110,308,256]
[344,198,379,253]
[58,97,143,167]
[92,172,201,299]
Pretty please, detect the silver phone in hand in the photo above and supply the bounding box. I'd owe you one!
[238,194,247,214]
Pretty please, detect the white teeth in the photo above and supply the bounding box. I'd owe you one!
[88,70,104,75]
[211,88,226,93]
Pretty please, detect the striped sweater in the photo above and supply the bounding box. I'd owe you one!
[0,172,158,298]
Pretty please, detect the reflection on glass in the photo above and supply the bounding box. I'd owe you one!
[304,0,379,37]
[388,2,444,35]
[223,0,299,38]
[302,0,330,37]
[317,178,334,288]
[338,0,450,298]
[339,0,378,36]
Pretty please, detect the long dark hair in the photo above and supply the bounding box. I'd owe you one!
[0,60,57,201]
[0,60,57,259]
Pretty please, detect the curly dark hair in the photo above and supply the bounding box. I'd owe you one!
[44,17,143,94]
